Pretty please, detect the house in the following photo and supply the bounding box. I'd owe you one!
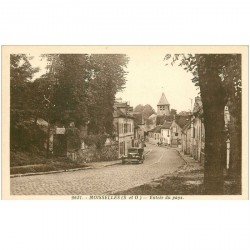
[133,112,146,147]
[180,97,232,168]
[181,121,191,155]
[190,116,205,165]
[148,125,162,145]
[170,120,182,147]
[190,96,205,165]
[113,100,135,158]
[160,121,172,146]
[171,115,191,147]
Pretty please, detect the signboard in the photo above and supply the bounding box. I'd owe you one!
[55,127,66,134]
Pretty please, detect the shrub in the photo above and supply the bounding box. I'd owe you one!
[83,134,108,149]
[10,111,46,152]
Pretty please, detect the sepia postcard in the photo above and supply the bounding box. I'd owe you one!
[1,46,248,200]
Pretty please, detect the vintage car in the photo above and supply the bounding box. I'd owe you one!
[121,147,145,164]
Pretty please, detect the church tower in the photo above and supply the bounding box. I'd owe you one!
[157,92,170,115]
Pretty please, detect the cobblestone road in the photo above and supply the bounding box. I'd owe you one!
[10,144,185,195]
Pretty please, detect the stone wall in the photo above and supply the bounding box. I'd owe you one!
[77,143,119,163]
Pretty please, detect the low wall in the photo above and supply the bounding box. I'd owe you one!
[77,144,119,163]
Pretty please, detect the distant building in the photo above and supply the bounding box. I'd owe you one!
[161,121,172,145]
[133,112,146,147]
[181,121,192,155]
[113,100,135,157]
[146,92,172,132]
[190,116,205,165]
[157,92,170,116]
[180,97,232,168]
[171,115,191,147]
[148,125,162,145]
[178,96,206,165]
[190,97,205,165]
[146,92,193,148]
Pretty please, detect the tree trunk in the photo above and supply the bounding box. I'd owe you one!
[196,55,227,194]
[203,105,225,194]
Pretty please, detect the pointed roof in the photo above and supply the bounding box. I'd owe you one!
[156,115,174,125]
[175,115,191,129]
[149,125,162,133]
[161,121,172,129]
[157,93,169,106]
[133,112,144,125]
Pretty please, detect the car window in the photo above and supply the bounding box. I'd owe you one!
[128,148,138,153]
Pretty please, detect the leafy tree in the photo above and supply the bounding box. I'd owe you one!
[51,54,91,126]
[143,104,156,119]
[10,54,39,110]
[134,104,156,119]
[41,53,129,137]
[10,54,40,151]
[165,54,242,194]
[12,53,129,155]
[134,104,144,113]
[87,54,129,135]
[170,109,177,116]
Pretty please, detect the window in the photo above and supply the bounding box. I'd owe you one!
[119,123,123,134]
[124,124,127,133]
[175,133,178,136]
[116,122,119,133]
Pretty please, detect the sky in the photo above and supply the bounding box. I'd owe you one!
[30,50,199,113]
[116,51,199,113]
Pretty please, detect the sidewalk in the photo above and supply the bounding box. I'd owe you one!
[175,148,204,173]
[87,160,121,169]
